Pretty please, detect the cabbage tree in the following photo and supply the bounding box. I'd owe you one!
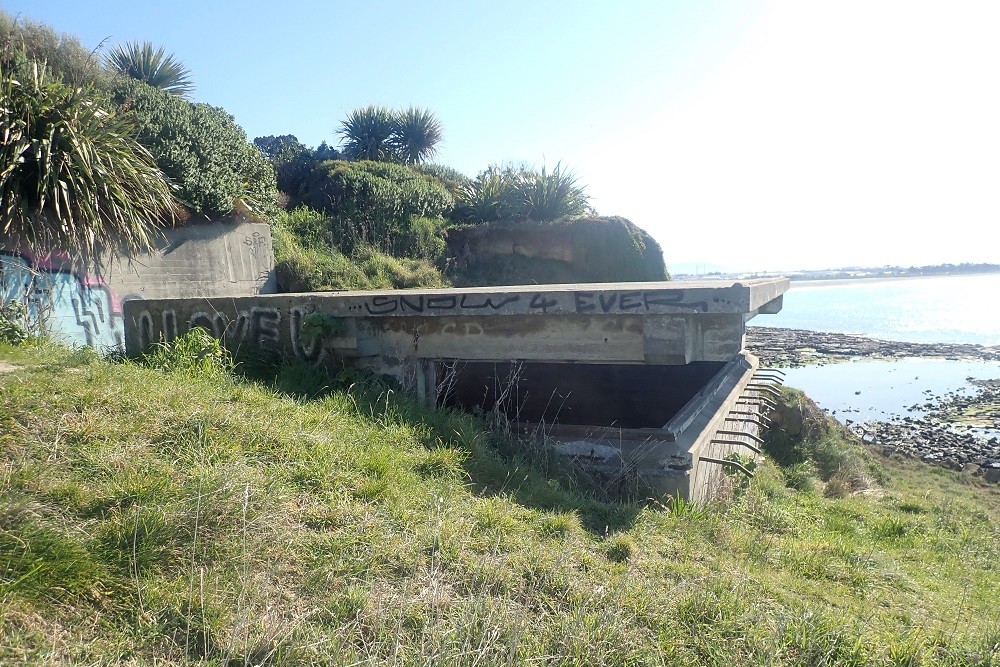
[389,106,442,165]
[338,105,397,161]
[104,41,193,98]
[338,105,443,164]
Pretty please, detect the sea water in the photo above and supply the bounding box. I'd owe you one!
[760,273,1000,423]
[767,273,1000,346]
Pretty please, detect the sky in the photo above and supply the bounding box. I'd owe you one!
[4,0,998,273]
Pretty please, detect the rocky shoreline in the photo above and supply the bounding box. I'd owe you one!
[747,326,1000,368]
[747,326,1000,482]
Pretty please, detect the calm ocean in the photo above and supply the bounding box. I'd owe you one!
[761,272,1000,424]
[765,272,1000,346]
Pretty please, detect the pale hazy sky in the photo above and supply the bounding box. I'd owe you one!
[4,1,998,272]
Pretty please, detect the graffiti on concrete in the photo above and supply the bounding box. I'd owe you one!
[0,252,124,349]
[350,289,709,316]
[572,290,708,314]
[136,306,293,358]
[243,231,269,259]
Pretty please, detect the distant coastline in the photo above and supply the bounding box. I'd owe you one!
[673,262,1000,282]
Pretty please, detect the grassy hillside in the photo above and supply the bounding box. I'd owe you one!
[1,341,999,666]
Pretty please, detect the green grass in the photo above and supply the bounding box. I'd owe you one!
[272,216,448,292]
[2,341,999,665]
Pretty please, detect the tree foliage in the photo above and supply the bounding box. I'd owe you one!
[105,41,193,98]
[0,59,175,258]
[338,105,443,165]
[298,161,452,258]
[389,106,443,165]
[338,105,396,162]
[111,78,277,215]
[0,11,105,86]
[254,135,341,200]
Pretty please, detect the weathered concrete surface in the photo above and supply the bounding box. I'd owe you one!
[536,353,770,503]
[124,279,788,372]
[1,222,275,349]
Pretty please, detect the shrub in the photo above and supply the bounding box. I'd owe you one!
[0,300,31,344]
[764,387,882,492]
[0,11,105,86]
[0,58,175,259]
[411,163,471,199]
[110,77,278,216]
[298,160,452,258]
[254,135,341,201]
[454,163,590,224]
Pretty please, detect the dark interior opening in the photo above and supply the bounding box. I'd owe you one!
[441,361,725,429]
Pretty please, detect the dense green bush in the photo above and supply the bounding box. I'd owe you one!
[0,300,31,345]
[298,160,452,258]
[110,78,278,216]
[254,135,341,201]
[411,163,471,199]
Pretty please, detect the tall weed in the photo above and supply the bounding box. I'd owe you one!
[142,329,232,376]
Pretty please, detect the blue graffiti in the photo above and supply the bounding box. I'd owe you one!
[0,252,123,350]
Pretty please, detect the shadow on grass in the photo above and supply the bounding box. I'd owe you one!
[232,352,644,535]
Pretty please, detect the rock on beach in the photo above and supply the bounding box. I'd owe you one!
[748,326,1000,482]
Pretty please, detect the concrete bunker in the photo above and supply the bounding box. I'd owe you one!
[124,278,789,504]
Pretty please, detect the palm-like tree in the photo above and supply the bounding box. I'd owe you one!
[0,59,176,259]
[338,105,396,161]
[104,41,193,97]
[338,106,443,164]
[389,106,442,165]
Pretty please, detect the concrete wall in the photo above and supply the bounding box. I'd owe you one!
[1,222,275,350]
[122,281,788,387]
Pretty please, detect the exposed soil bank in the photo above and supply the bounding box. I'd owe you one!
[748,326,1000,482]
